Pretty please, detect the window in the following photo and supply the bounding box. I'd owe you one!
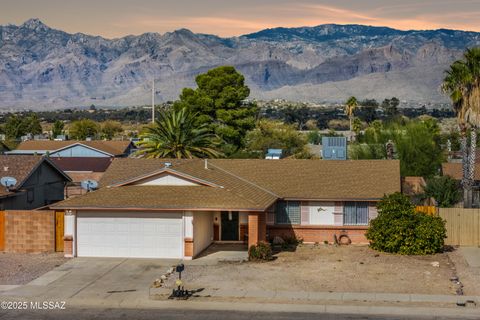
[343,202,369,225]
[275,201,301,224]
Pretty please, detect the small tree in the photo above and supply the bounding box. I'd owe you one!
[4,115,27,139]
[24,114,42,135]
[423,176,461,207]
[69,119,99,140]
[366,193,446,255]
[245,119,308,158]
[51,120,65,139]
[101,120,123,140]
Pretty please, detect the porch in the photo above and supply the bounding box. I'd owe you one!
[210,211,266,249]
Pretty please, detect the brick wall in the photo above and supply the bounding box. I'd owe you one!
[268,225,369,244]
[184,237,193,258]
[248,212,267,248]
[3,210,55,253]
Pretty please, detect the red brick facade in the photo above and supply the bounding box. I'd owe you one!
[3,210,55,253]
[184,237,194,258]
[247,212,267,248]
[63,235,73,257]
[267,225,369,244]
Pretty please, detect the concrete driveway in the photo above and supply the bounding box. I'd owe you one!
[1,258,176,303]
[0,245,247,303]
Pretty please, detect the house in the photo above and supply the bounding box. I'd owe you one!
[52,159,400,259]
[7,140,134,158]
[7,140,135,197]
[0,155,71,210]
[442,162,480,206]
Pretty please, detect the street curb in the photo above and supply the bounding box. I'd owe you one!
[149,287,480,306]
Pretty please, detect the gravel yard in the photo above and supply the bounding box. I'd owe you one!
[0,252,68,285]
[165,245,471,295]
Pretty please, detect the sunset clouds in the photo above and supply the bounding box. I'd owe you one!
[2,0,480,38]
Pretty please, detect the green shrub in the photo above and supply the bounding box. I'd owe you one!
[281,236,303,250]
[366,193,446,255]
[248,241,273,261]
[423,176,461,207]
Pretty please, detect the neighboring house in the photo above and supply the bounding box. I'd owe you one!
[7,140,135,197]
[0,155,71,210]
[442,162,480,206]
[449,149,480,163]
[52,159,400,260]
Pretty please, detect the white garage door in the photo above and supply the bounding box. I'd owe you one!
[77,211,183,258]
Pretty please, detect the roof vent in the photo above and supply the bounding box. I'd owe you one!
[3,166,8,172]
[205,159,208,169]
[164,162,172,168]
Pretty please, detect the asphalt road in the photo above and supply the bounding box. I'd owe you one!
[0,308,474,320]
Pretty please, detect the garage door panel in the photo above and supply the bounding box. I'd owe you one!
[77,211,183,258]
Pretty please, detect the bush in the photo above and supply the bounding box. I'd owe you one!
[248,242,273,261]
[366,193,446,255]
[423,176,461,207]
[281,236,303,250]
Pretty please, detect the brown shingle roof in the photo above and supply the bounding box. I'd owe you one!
[0,155,71,197]
[14,140,132,156]
[53,186,272,211]
[54,158,400,211]
[0,155,43,196]
[442,162,480,180]
[208,159,400,200]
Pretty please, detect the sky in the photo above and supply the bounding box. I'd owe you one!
[2,0,480,38]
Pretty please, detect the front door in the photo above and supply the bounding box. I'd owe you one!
[221,211,239,241]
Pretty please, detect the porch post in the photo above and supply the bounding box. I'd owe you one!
[64,210,76,258]
[183,212,194,260]
[247,212,266,248]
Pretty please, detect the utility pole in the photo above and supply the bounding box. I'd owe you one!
[151,79,155,124]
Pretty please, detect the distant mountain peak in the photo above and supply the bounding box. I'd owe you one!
[0,19,479,109]
[21,18,50,31]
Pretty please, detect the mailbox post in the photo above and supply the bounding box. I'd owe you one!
[176,263,184,280]
[169,263,190,299]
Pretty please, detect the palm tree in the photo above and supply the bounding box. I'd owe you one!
[442,47,480,207]
[135,108,223,159]
[345,96,358,134]
[345,96,358,141]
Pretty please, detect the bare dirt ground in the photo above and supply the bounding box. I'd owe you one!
[168,245,471,295]
[0,252,68,285]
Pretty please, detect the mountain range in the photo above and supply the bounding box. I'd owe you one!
[1,18,480,110]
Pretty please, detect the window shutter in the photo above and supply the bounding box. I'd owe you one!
[300,202,309,225]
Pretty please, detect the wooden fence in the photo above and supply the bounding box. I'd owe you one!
[438,208,480,246]
[416,206,437,216]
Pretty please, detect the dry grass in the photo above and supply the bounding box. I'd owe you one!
[176,245,465,295]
